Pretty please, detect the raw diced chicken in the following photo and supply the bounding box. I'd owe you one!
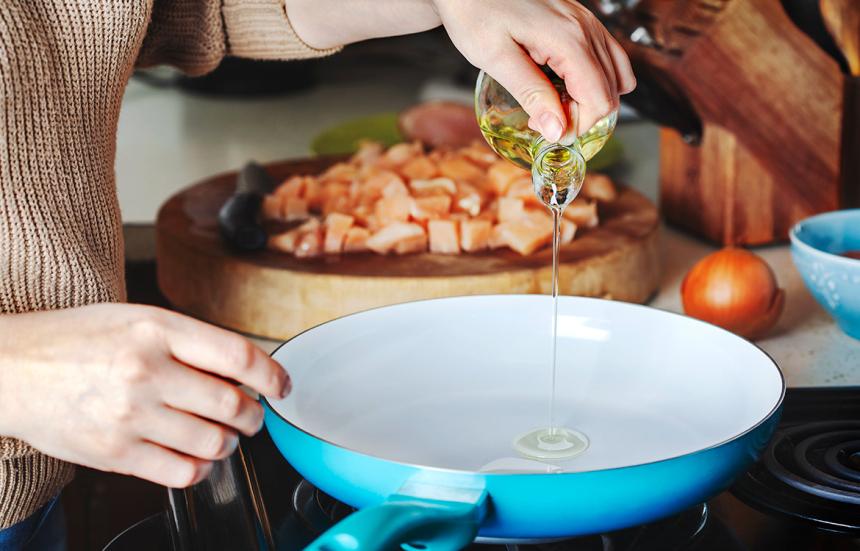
[438,156,485,185]
[505,178,540,206]
[460,219,492,252]
[275,218,321,248]
[379,142,422,169]
[319,182,349,205]
[493,220,553,256]
[497,197,525,223]
[475,210,496,222]
[304,178,324,210]
[393,232,429,255]
[381,178,410,198]
[295,224,323,258]
[375,195,413,225]
[268,229,300,253]
[321,162,357,183]
[364,214,383,233]
[563,198,599,228]
[428,220,460,254]
[400,156,438,180]
[410,177,457,196]
[275,175,305,198]
[488,161,528,195]
[366,222,427,255]
[364,169,405,198]
[522,208,553,229]
[297,218,321,232]
[489,224,506,249]
[283,198,309,221]
[352,141,384,167]
[321,194,352,217]
[459,141,499,168]
[454,182,483,216]
[323,213,354,254]
[343,226,371,252]
[581,173,617,202]
[411,195,452,221]
[351,203,373,226]
[258,140,614,258]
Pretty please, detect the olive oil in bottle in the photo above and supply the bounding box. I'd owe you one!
[476,67,618,172]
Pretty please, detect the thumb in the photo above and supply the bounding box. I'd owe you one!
[485,47,567,143]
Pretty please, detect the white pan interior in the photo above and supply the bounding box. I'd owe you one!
[268,296,783,473]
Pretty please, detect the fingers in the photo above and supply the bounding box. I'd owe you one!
[142,406,239,461]
[122,441,213,488]
[549,37,614,137]
[513,9,635,137]
[602,28,636,95]
[161,364,265,436]
[592,29,619,108]
[487,44,568,142]
[160,312,290,399]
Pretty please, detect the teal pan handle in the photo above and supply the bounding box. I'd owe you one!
[304,493,486,551]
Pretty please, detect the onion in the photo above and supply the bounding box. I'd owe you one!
[681,248,784,340]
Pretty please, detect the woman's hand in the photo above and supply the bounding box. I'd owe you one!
[0,304,289,488]
[433,0,636,140]
[285,0,635,142]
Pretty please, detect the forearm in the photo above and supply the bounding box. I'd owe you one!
[0,314,26,439]
[285,0,442,50]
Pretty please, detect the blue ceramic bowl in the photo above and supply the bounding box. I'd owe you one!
[790,210,860,339]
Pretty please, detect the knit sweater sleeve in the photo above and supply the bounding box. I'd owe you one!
[137,0,341,76]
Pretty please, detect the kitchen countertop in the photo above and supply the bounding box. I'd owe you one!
[116,71,859,388]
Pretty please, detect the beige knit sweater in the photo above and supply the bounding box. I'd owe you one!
[0,0,338,528]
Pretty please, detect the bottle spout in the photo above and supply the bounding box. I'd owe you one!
[531,141,586,210]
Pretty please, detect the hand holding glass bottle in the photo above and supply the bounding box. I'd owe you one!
[475,68,617,210]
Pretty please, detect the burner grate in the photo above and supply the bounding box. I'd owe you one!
[765,422,860,505]
[733,417,860,535]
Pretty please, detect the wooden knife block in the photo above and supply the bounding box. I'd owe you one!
[620,0,858,245]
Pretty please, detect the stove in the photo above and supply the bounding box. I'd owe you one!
[103,387,860,551]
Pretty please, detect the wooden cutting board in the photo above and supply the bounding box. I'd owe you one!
[156,157,661,340]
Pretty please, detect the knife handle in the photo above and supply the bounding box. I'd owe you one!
[218,162,275,252]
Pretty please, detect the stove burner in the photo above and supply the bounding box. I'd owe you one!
[290,479,727,550]
[733,419,860,534]
[765,422,860,505]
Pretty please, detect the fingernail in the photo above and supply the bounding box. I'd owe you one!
[279,374,292,398]
[538,112,563,143]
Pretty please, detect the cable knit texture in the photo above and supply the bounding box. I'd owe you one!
[0,0,339,529]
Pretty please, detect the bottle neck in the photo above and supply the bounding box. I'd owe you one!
[530,139,586,210]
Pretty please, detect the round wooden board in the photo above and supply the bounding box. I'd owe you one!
[156,157,661,340]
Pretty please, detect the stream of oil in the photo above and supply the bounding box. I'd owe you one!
[478,74,615,461]
[509,144,589,461]
[512,204,589,461]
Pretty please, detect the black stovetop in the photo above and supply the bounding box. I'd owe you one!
[104,387,860,551]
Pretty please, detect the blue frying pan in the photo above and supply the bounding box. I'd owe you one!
[263,296,784,549]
